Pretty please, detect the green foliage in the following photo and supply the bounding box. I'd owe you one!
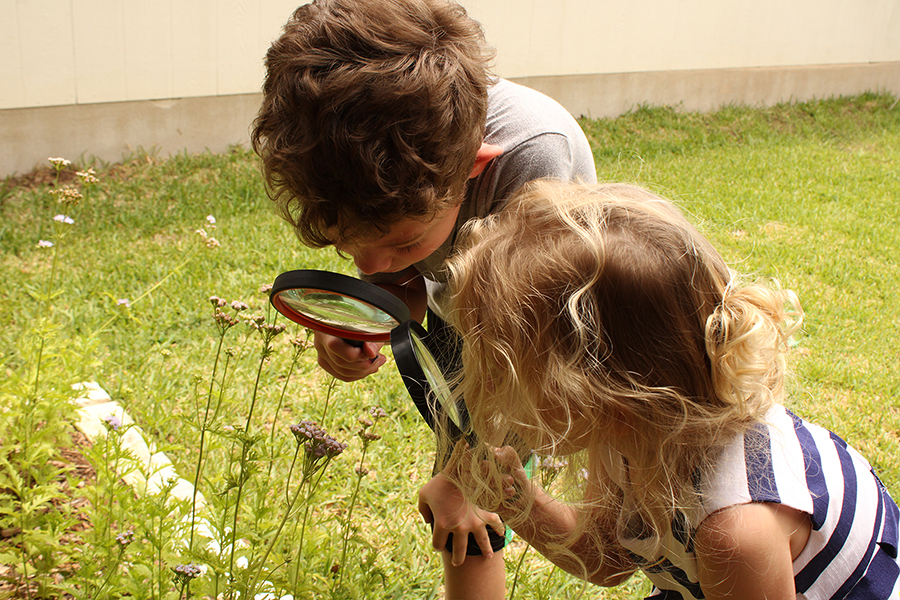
[0,93,898,598]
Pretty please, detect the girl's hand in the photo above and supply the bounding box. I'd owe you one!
[490,446,530,505]
[312,331,385,381]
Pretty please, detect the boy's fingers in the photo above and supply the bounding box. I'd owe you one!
[316,353,384,381]
[362,341,383,359]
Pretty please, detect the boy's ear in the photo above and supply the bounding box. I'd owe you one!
[469,143,504,178]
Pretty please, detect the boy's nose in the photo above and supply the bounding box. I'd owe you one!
[353,252,392,275]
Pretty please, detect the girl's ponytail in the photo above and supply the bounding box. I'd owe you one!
[705,275,803,419]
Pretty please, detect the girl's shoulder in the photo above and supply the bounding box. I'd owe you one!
[695,501,811,599]
[697,404,847,525]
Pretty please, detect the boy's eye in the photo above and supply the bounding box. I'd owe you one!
[397,242,422,254]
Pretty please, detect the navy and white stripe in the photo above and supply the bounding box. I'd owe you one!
[615,405,900,599]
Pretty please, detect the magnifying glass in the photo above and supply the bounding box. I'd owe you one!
[270,270,411,343]
[269,269,473,437]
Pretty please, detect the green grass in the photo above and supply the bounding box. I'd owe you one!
[0,92,898,598]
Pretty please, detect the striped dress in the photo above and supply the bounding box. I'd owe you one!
[612,405,900,599]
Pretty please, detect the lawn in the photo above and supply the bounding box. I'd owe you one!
[0,92,897,599]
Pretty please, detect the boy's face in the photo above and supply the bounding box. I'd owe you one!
[335,205,462,275]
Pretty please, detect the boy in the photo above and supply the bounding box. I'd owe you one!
[251,0,596,596]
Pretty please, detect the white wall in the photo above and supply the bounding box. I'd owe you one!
[468,0,900,77]
[0,0,299,110]
[2,0,899,176]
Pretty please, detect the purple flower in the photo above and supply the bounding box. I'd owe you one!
[115,530,134,547]
[103,415,122,431]
[290,420,347,459]
[172,562,202,583]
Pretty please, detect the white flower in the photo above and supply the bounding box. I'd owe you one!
[76,169,99,184]
[53,214,75,225]
[117,299,131,308]
[206,215,217,227]
[205,237,220,249]
[38,240,54,248]
[49,157,71,167]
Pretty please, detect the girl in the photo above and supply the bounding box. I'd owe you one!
[440,181,899,599]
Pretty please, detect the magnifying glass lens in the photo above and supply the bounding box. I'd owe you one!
[277,288,400,335]
[270,270,411,343]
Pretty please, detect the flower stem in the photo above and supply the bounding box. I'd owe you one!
[247,443,304,596]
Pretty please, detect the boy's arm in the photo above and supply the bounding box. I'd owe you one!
[695,503,809,600]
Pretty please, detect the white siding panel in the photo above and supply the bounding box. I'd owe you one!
[0,0,26,108]
[172,0,218,98]
[216,0,262,95]
[16,0,77,107]
[468,0,900,79]
[72,0,126,104]
[122,1,174,101]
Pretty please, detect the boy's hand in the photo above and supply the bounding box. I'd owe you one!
[313,331,386,381]
[418,472,505,567]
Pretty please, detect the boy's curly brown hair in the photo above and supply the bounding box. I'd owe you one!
[252,0,494,247]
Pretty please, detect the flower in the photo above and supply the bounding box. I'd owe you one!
[76,168,99,184]
[290,335,313,351]
[230,300,248,312]
[358,430,381,443]
[171,562,202,583]
[48,157,71,168]
[290,420,327,443]
[290,420,347,460]
[49,187,83,205]
[103,415,123,431]
[205,237,220,249]
[206,215,216,227]
[259,283,273,294]
[53,214,75,225]
[37,240,54,248]
[115,530,135,547]
[214,309,238,330]
[117,298,131,308]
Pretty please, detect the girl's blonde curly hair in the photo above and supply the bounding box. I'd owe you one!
[442,180,802,579]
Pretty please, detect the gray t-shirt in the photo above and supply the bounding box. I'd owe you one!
[366,78,597,316]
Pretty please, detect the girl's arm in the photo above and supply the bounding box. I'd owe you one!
[695,502,811,600]
[489,446,636,587]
